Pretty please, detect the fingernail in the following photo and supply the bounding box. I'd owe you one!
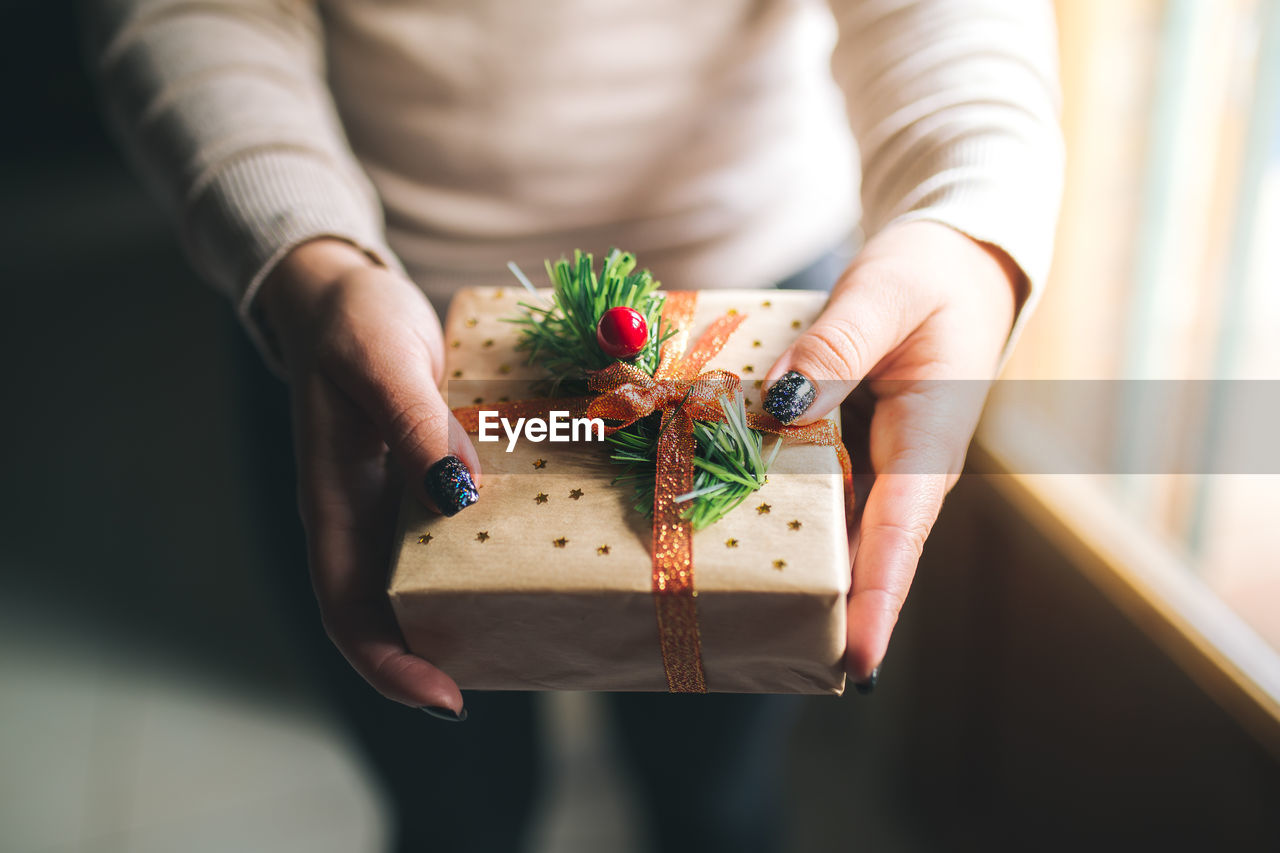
[763,370,817,424]
[421,705,468,722]
[424,455,478,516]
[854,665,880,695]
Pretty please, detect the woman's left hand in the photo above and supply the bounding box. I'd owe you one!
[762,220,1025,688]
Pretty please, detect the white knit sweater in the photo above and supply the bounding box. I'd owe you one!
[85,0,1063,351]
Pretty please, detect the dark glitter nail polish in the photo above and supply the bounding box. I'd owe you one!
[854,665,880,695]
[421,705,468,722]
[424,455,478,517]
[763,370,816,424]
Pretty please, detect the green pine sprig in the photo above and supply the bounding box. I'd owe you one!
[508,248,672,393]
[607,390,781,530]
[508,249,777,529]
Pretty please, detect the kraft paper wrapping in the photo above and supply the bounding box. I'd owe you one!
[388,287,849,694]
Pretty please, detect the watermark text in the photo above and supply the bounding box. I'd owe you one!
[477,410,607,452]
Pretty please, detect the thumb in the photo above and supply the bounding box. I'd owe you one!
[762,265,928,426]
[330,339,483,517]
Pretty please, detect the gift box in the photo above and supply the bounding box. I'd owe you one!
[388,285,850,694]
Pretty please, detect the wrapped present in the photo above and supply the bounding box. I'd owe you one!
[389,263,850,694]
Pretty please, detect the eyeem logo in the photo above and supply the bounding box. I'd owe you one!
[477,410,607,453]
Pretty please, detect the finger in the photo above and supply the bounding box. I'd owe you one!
[762,263,933,427]
[298,376,464,712]
[449,410,482,482]
[838,387,878,547]
[324,329,480,516]
[843,384,977,682]
[316,533,464,712]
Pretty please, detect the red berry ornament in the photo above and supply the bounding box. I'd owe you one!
[596,306,649,360]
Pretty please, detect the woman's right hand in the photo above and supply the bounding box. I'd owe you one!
[258,238,481,718]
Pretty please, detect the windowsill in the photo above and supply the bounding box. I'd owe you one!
[973,406,1280,760]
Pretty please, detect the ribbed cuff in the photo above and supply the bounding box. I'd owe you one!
[873,131,1065,368]
[182,148,404,374]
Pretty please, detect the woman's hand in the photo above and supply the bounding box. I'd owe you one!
[258,238,481,717]
[762,221,1024,689]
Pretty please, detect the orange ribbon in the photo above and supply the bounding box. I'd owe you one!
[452,291,851,693]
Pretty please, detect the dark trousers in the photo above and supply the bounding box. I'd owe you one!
[236,248,847,853]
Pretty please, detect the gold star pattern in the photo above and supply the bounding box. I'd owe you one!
[553,537,569,548]
[725,538,740,548]
[498,364,512,374]
[482,338,495,348]
[753,379,763,389]
[452,369,463,378]
[756,503,771,515]
[465,318,478,328]
[473,397,484,405]
[788,519,803,530]
[744,398,752,406]
[498,396,510,403]
[533,458,547,469]
[752,340,762,348]
[450,340,461,349]
[494,288,505,299]
[791,319,802,329]
[742,365,754,373]
[727,308,739,315]
[475,531,490,543]
[762,300,773,308]
[418,533,433,545]
[773,559,787,570]
[597,545,611,555]
[534,492,549,504]
[569,488,584,500]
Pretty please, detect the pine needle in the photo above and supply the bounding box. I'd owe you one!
[507,248,671,393]
[607,391,773,530]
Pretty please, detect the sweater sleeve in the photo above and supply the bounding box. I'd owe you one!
[827,0,1065,342]
[82,0,401,360]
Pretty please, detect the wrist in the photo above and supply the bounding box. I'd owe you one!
[260,238,377,326]
[965,236,1028,331]
[877,220,1024,337]
[255,238,381,372]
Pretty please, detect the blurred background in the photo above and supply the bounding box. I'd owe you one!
[2,1,1278,851]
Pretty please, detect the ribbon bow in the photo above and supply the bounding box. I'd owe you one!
[583,362,741,427]
[581,300,747,432]
[451,291,850,693]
